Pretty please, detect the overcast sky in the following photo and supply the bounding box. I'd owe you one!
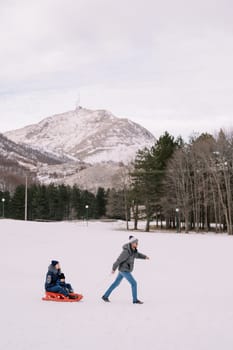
[0,0,233,139]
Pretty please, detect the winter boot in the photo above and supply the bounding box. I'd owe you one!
[69,294,77,299]
[102,296,110,302]
[133,299,143,304]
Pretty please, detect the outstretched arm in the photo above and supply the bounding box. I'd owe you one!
[135,252,149,259]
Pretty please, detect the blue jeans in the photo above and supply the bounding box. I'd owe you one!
[103,272,137,302]
[58,282,73,293]
[46,285,69,296]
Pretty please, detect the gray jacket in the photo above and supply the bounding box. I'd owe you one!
[112,243,147,272]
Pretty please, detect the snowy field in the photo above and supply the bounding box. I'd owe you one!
[1,219,233,350]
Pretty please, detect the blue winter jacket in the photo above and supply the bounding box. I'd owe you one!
[45,264,61,290]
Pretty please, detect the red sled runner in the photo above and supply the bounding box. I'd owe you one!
[42,291,83,302]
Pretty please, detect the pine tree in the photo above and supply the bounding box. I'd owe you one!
[71,185,82,219]
[95,187,107,218]
[10,185,25,220]
[106,189,126,220]
[131,132,180,231]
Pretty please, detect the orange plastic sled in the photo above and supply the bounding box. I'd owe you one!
[42,291,83,302]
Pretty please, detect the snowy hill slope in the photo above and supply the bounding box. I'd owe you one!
[37,161,128,192]
[0,133,72,190]
[5,107,155,164]
[1,219,233,350]
[0,133,69,168]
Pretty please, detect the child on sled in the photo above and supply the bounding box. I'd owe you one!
[45,260,76,299]
[57,273,74,294]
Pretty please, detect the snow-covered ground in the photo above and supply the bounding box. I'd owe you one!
[1,219,233,350]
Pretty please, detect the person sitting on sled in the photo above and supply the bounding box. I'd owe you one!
[45,260,76,299]
[56,273,74,294]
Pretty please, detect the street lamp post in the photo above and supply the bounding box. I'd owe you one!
[2,198,5,218]
[25,175,28,221]
[85,205,89,226]
[175,208,180,233]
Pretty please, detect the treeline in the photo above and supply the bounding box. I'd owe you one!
[1,129,233,234]
[0,185,107,221]
[128,129,233,234]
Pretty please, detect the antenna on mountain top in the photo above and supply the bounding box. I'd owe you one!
[75,93,81,110]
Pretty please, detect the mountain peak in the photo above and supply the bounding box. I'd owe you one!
[5,107,155,164]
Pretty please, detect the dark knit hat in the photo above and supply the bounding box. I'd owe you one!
[51,260,59,266]
[59,273,65,279]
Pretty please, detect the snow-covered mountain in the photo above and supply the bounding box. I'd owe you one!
[37,161,129,193]
[5,107,155,164]
[0,133,69,190]
[3,107,155,190]
[0,133,70,168]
